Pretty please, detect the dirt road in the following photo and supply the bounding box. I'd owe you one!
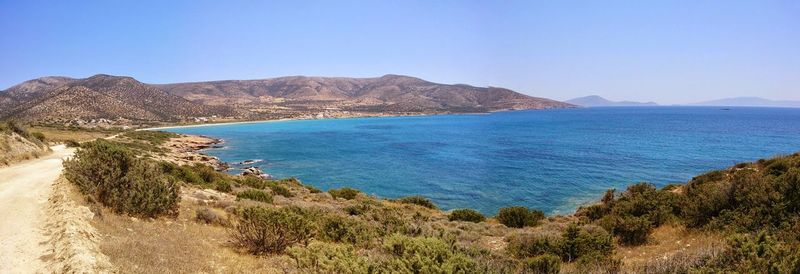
[0,145,74,272]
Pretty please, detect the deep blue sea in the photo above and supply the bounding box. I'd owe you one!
[165,107,800,215]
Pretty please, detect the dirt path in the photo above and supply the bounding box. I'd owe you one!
[0,145,74,272]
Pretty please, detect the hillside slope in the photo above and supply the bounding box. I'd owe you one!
[1,75,235,123]
[156,74,573,111]
[2,74,573,124]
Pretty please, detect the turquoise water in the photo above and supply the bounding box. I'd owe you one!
[166,107,800,215]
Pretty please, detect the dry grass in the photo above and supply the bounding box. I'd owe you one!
[91,197,289,273]
[29,126,115,142]
[616,224,726,272]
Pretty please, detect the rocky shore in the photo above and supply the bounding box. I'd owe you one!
[161,134,227,170]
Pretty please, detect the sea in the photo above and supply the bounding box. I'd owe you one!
[164,107,800,215]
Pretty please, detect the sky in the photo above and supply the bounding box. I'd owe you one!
[1,1,798,104]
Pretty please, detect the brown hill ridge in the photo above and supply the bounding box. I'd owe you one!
[1,75,235,123]
[1,74,574,124]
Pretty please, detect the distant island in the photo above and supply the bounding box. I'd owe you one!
[691,96,800,108]
[565,95,658,107]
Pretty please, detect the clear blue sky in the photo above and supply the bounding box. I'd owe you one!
[1,0,798,104]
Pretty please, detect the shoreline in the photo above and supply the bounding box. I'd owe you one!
[140,108,538,131]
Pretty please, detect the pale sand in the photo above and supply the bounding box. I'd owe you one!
[0,145,74,272]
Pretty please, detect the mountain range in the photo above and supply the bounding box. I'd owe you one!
[0,74,574,124]
[691,97,800,108]
[565,95,658,107]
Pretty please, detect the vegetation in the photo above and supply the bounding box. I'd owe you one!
[269,184,294,197]
[329,187,360,200]
[122,130,178,146]
[232,207,315,254]
[396,195,437,209]
[520,254,560,274]
[63,140,179,217]
[58,126,800,273]
[448,209,486,223]
[64,139,81,147]
[496,206,545,228]
[236,189,273,203]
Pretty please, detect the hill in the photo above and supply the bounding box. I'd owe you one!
[0,121,50,165]
[692,96,800,108]
[0,75,236,124]
[1,74,574,125]
[566,95,658,107]
[156,74,573,113]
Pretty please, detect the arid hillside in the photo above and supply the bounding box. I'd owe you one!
[156,74,573,112]
[0,122,50,166]
[1,74,574,125]
[0,75,235,124]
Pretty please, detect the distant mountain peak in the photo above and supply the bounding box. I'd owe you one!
[692,97,800,108]
[566,95,657,107]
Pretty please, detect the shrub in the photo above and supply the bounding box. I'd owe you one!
[506,233,561,258]
[344,203,372,216]
[270,184,294,197]
[236,189,273,203]
[64,139,81,148]
[329,187,360,200]
[123,130,178,145]
[63,140,179,217]
[381,234,477,273]
[195,208,220,224]
[496,206,544,228]
[214,180,232,193]
[521,254,560,274]
[305,184,322,193]
[31,132,46,142]
[317,215,376,246]
[396,196,437,209]
[559,223,614,261]
[575,252,622,273]
[231,207,315,254]
[288,241,371,273]
[448,209,486,223]
[238,176,270,189]
[612,215,652,245]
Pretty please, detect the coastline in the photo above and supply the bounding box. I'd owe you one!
[140,109,526,131]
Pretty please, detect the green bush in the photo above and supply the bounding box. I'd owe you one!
[381,234,476,273]
[496,206,544,228]
[63,140,180,217]
[575,252,622,273]
[521,254,560,274]
[396,195,437,209]
[448,209,486,223]
[317,215,376,246]
[344,203,373,216]
[64,139,81,148]
[288,241,371,273]
[231,207,315,254]
[236,189,273,203]
[559,223,614,261]
[123,130,178,145]
[507,233,561,259]
[305,184,322,193]
[270,184,294,197]
[507,224,614,263]
[610,215,652,245]
[237,176,270,189]
[214,180,232,193]
[329,187,360,200]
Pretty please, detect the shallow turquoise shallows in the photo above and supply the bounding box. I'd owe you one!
[165,107,800,215]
